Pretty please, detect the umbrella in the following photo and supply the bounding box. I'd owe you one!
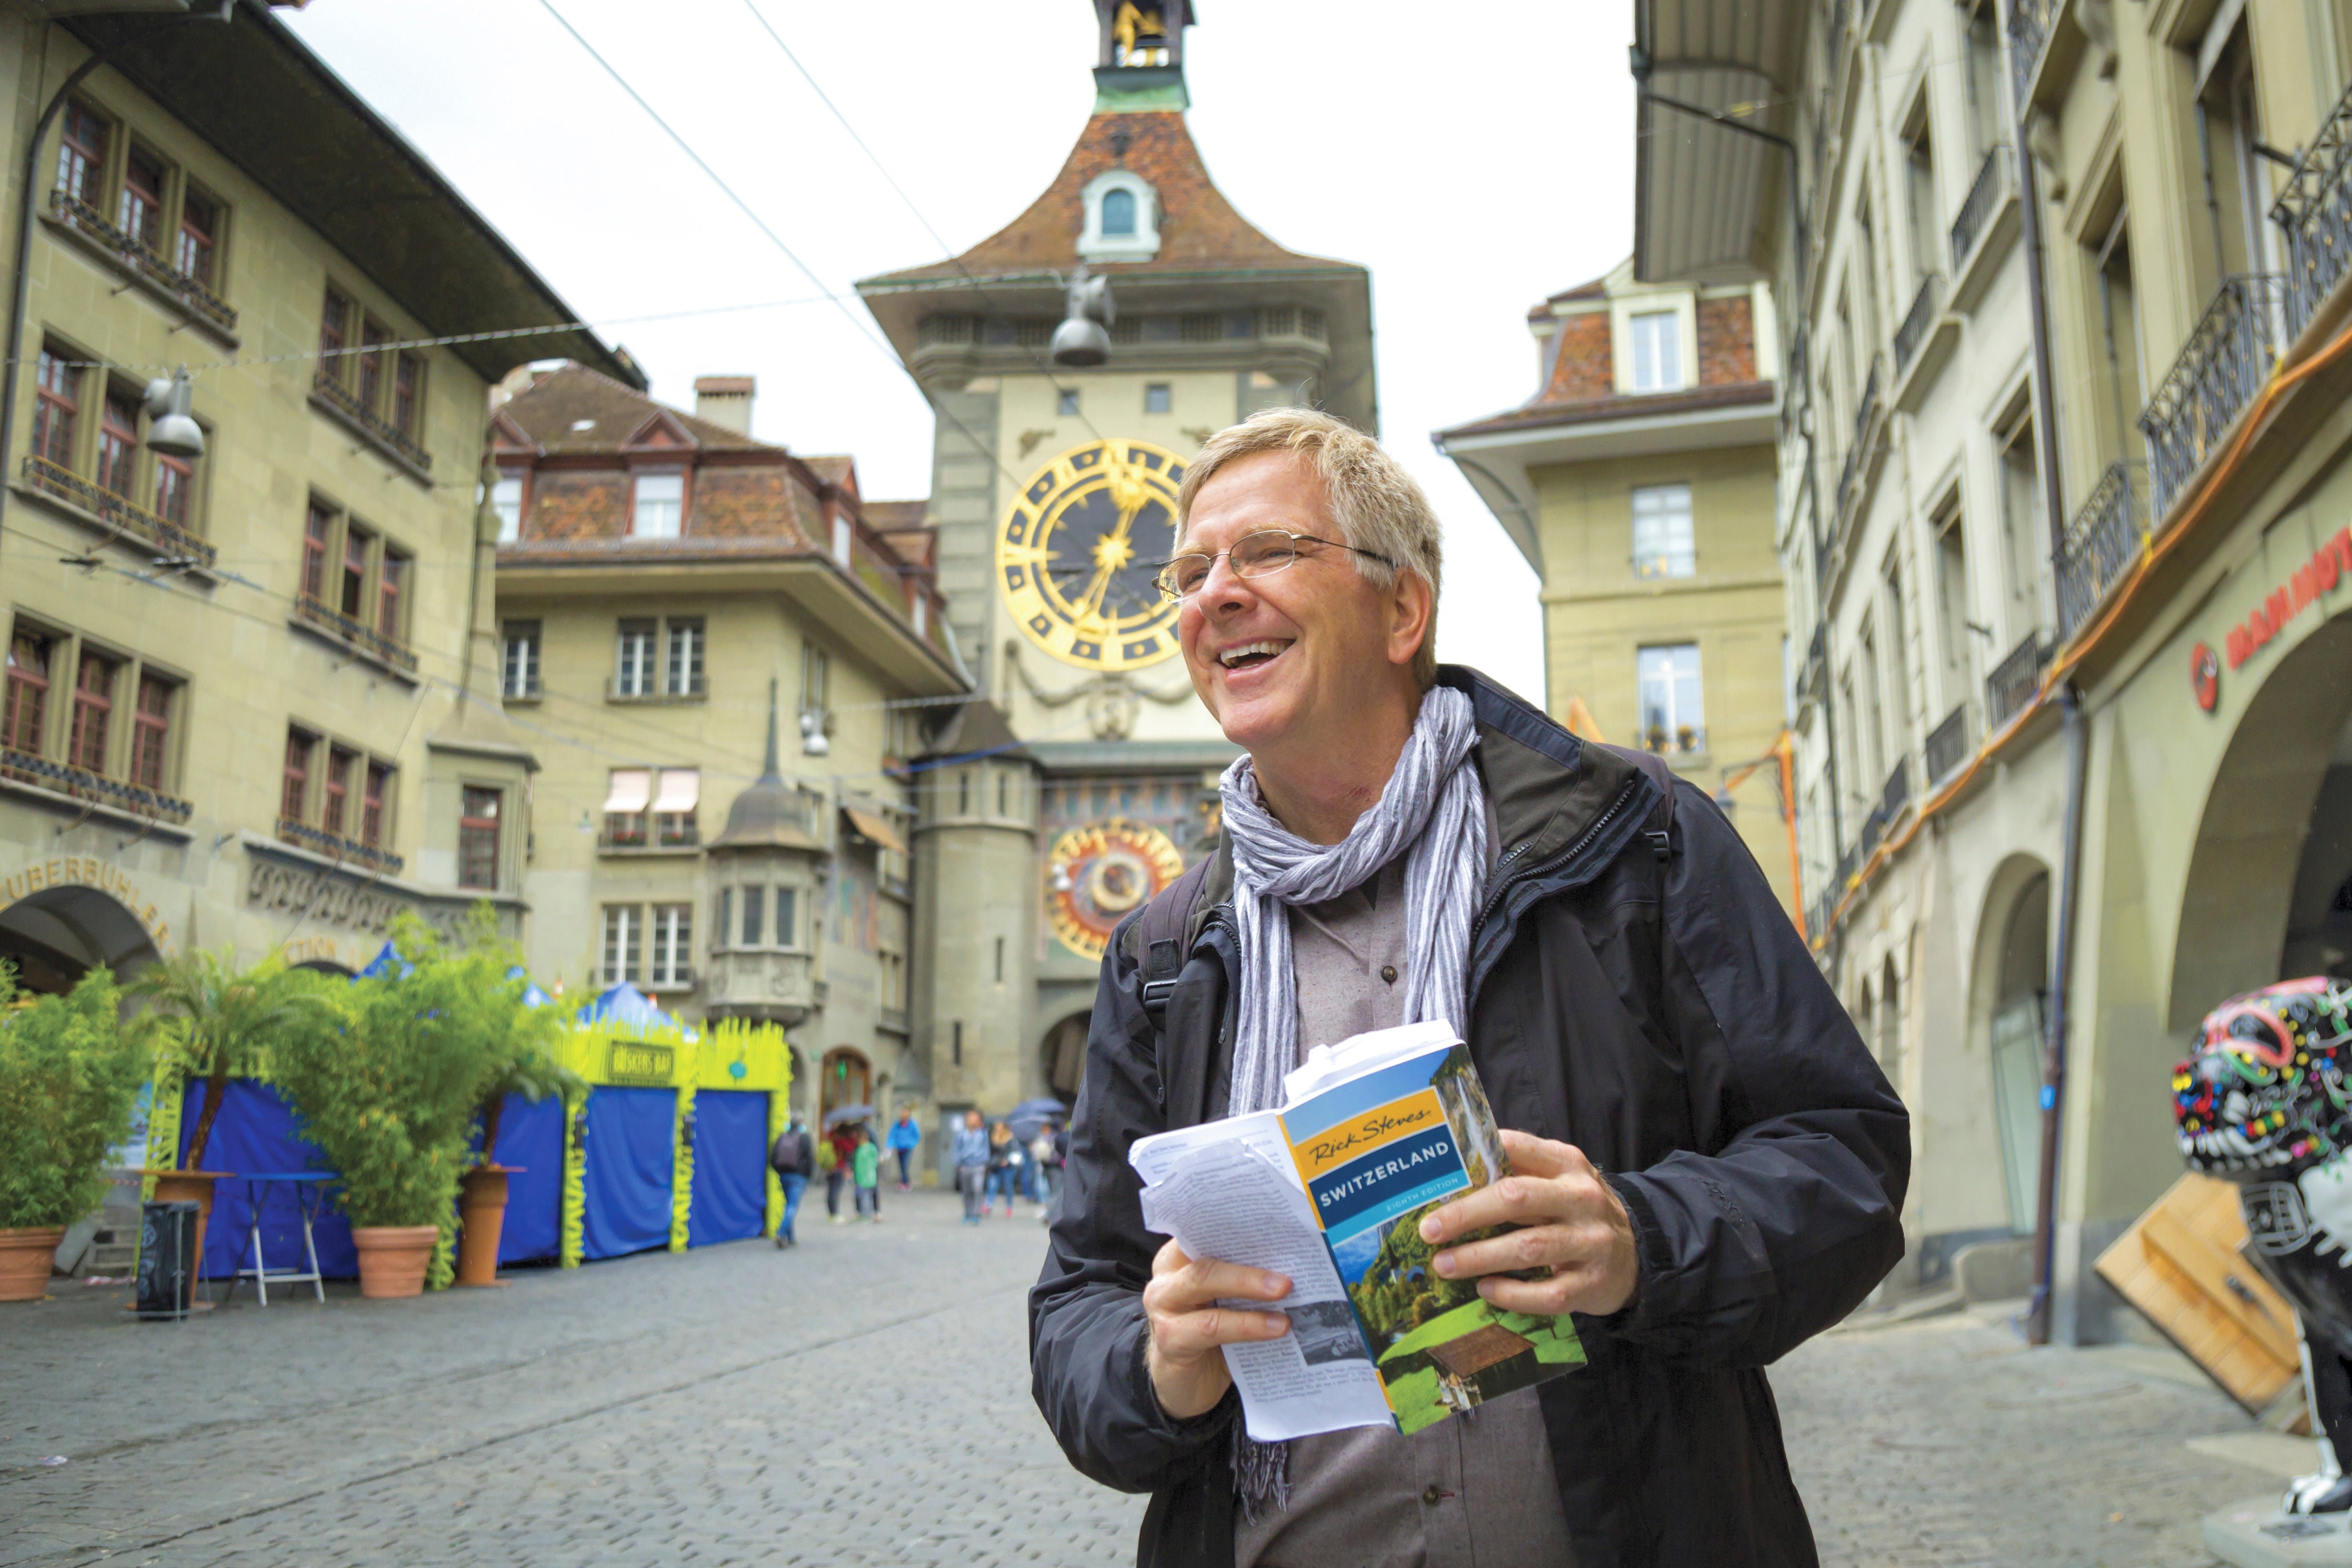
[823,1103,877,1129]
[1007,1097,1069,1139]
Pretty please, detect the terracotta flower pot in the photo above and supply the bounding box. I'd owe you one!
[0,1227,65,1302]
[145,1171,227,1279]
[455,1166,516,1288]
[351,1225,440,1299]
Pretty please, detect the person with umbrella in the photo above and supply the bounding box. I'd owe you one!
[821,1103,871,1224]
[1008,1097,1069,1212]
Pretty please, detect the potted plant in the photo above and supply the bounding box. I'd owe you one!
[0,965,148,1302]
[271,912,519,1299]
[457,1004,575,1287]
[126,949,325,1270]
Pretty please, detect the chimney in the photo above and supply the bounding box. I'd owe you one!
[694,375,756,435]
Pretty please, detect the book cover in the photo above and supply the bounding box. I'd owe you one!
[1276,1032,1585,1434]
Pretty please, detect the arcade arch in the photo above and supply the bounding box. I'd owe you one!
[0,883,161,995]
[1041,1009,1090,1103]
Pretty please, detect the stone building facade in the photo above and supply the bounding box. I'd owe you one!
[489,365,962,1130]
[1636,0,2352,1336]
[1437,260,1793,914]
[0,3,633,993]
[856,0,1377,1149]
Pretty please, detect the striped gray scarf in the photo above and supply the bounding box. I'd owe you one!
[1216,683,1489,1517]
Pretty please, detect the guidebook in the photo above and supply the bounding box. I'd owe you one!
[1130,1020,1585,1441]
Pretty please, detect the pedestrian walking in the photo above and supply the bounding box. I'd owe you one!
[1032,1120,1066,1221]
[851,1126,882,1221]
[823,1120,857,1224]
[953,1110,989,1225]
[986,1120,1018,1217]
[769,1117,814,1248]
[1029,1123,1059,1209]
[887,1109,921,1191]
[1032,409,1907,1566]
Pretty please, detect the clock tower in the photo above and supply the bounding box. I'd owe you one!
[858,3,1375,1122]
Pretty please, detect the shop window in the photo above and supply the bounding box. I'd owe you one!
[501,621,540,699]
[55,100,107,206]
[119,146,165,252]
[1636,643,1705,755]
[32,345,78,469]
[96,388,139,499]
[602,905,641,985]
[68,650,116,772]
[281,729,315,822]
[4,630,53,754]
[129,671,175,789]
[458,787,502,890]
[1631,484,1694,579]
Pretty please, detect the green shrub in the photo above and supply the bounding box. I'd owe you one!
[0,966,149,1230]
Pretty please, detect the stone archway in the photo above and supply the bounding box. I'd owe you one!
[1040,1010,1090,1103]
[819,1047,872,1121]
[0,882,162,995]
[2171,610,2352,1031]
[1969,858,2051,1237]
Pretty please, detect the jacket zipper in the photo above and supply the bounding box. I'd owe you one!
[1466,773,1646,1008]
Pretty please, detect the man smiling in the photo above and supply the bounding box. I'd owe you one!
[1030,409,1909,1567]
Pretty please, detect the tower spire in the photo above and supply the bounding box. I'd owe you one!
[1093,1,1194,112]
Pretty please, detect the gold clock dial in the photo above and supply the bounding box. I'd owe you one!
[999,439,1186,671]
[1045,817,1187,960]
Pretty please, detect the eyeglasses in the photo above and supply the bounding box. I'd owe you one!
[1152,529,1396,602]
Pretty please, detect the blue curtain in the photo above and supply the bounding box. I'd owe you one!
[580,1087,676,1261]
[687,1091,768,1248]
[490,1093,564,1264]
[177,1079,356,1281]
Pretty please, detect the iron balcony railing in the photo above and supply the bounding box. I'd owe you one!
[2,744,192,823]
[1881,756,1911,819]
[2055,461,2148,639]
[1986,631,2046,729]
[2138,274,2286,520]
[1837,839,1861,889]
[1951,146,2012,271]
[2272,74,2352,341]
[1802,621,1831,706]
[1923,702,1972,784]
[1835,355,1884,524]
[1810,891,1838,942]
[294,593,419,673]
[600,814,701,850]
[2008,0,2058,106]
[23,453,216,569]
[310,367,431,472]
[1894,274,1944,375]
[1859,804,1887,859]
[1781,327,1809,442]
[275,816,404,874]
[48,188,236,333]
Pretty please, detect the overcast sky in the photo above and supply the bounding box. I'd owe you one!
[281,1,1636,699]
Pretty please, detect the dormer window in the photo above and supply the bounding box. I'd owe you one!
[1101,188,1137,237]
[1080,169,1160,262]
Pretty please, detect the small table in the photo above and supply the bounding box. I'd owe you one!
[225,1173,339,1306]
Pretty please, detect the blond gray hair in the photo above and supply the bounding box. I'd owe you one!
[1174,408,1443,687]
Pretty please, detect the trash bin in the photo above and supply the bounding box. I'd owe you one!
[136,1201,199,1321]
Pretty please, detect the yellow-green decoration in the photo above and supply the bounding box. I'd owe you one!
[670,1082,697,1253]
[559,1087,587,1269]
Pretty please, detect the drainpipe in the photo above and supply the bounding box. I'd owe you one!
[2011,114,2072,613]
[0,4,233,566]
[2027,680,2089,1344]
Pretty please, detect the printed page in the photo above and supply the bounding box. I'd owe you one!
[1136,1139,1397,1440]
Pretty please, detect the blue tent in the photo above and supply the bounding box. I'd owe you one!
[357,941,412,980]
[580,1087,676,1260]
[177,1079,355,1281]
[574,982,674,1029]
[687,1091,768,1248]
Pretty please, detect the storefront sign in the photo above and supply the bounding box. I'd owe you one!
[2226,526,2352,669]
[245,861,405,933]
[605,1042,675,1085]
[0,856,169,947]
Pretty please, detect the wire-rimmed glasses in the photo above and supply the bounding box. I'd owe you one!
[1152,529,1396,602]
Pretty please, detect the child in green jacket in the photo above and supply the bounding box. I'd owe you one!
[851,1127,881,1221]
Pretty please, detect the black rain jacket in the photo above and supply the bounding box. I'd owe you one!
[1028,668,1910,1567]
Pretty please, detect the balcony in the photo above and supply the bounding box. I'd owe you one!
[1880,756,1911,820]
[879,1006,909,1035]
[2054,461,2148,640]
[599,814,701,852]
[2137,275,2285,521]
[702,948,824,1025]
[1833,355,1885,554]
[275,816,403,875]
[309,367,431,479]
[2007,0,2061,107]
[45,188,237,340]
[22,454,216,570]
[1,745,191,824]
[1891,274,1958,412]
[294,593,419,675]
[1837,839,1861,890]
[1923,702,1973,786]
[606,676,707,704]
[1859,804,1886,859]
[1949,147,2020,313]
[2273,75,2352,342]
[1985,631,2047,730]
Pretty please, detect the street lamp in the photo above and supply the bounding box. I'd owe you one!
[143,366,203,459]
[1051,264,1114,367]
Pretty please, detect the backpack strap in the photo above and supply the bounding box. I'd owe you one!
[1132,855,1216,1025]
[1599,745,1679,862]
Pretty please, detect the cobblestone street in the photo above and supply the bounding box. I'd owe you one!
[0,1196,2314,1566]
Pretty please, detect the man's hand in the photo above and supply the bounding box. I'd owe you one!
[1142,1239,1292,1420]
[1417,1130,1640,1317]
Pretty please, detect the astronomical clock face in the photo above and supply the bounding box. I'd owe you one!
[998,439,1187,671]
[1045,817,1187,961]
